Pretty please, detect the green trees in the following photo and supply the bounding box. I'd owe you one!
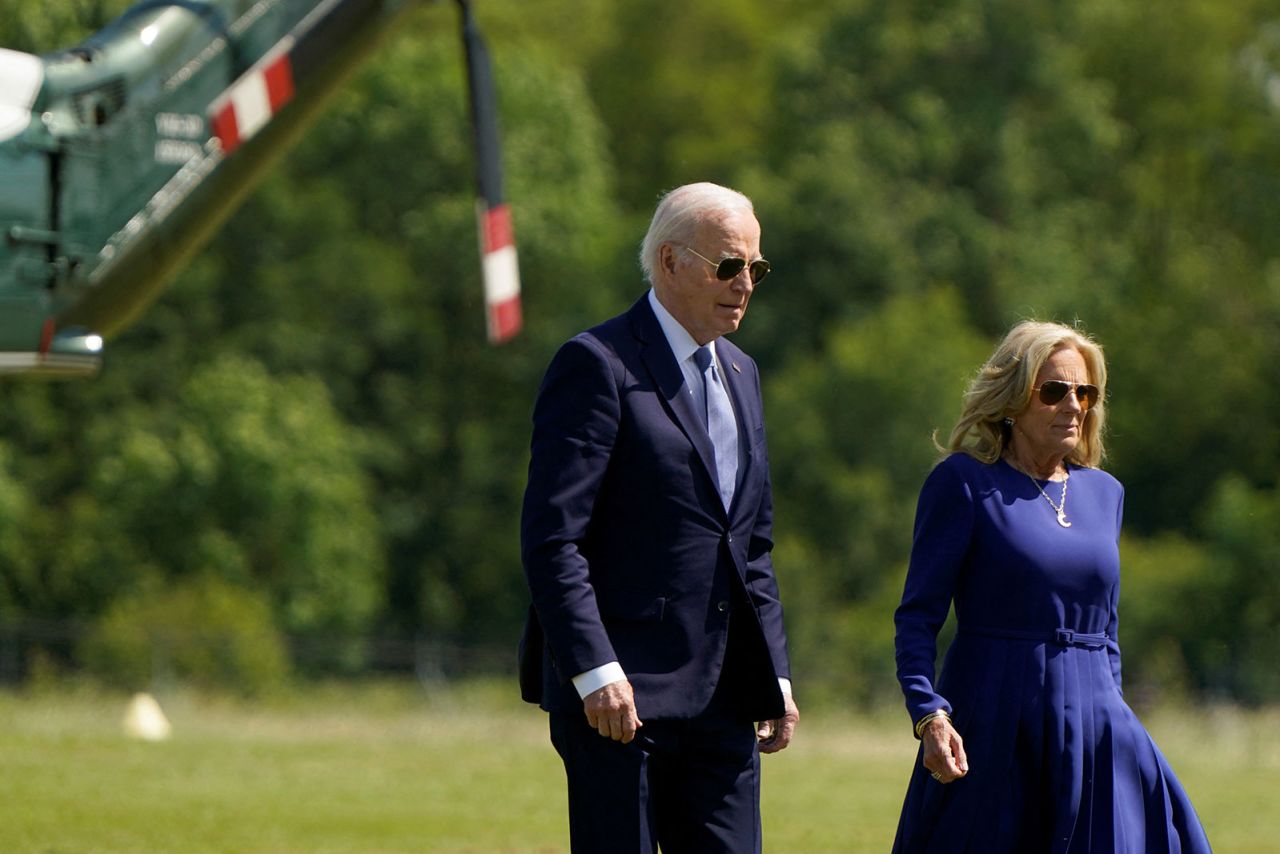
[1,0,1276,702]
[742,0,1280,704]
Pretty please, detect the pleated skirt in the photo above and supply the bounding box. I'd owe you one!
[892,635,1212,853]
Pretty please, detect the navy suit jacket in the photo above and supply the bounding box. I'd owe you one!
[519,295,789,721]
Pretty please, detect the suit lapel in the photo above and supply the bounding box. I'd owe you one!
[630,299,722,506]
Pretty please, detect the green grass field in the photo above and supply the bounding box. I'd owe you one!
[1,680,1275,852]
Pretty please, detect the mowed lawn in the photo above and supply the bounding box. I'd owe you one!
[0,681,1275,852]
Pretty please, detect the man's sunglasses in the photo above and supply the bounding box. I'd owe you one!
[1034,380,1100,411]
[684,246,771,284]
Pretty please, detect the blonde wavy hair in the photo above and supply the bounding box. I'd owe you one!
[946,321,1108,467]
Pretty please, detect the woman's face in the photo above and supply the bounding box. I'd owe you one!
[1011,346,1091,463]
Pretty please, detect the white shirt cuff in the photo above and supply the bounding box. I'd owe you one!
[572,662,627,699]
[572,665,787,700]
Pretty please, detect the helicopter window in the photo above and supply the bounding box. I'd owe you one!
[72,78,127,127]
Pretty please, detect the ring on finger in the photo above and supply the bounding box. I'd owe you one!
[931,771,944,782]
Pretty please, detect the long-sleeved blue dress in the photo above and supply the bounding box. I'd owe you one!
[892,453,1211,853]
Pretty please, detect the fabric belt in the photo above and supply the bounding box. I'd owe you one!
[958,626,1110,650]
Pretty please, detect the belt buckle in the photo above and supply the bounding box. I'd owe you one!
[1055,629,1074,645]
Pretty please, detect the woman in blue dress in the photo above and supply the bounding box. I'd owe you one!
[892,321,1211,853]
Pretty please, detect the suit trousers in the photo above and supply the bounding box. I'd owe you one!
[549,677,762,854]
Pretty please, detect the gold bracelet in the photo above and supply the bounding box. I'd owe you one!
[913,709,951,739]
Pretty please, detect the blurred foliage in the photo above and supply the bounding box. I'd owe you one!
[767,287,989,604]
[1,0,1278,703]
[80,574,288,695]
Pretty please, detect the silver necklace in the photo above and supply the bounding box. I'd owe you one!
[1028,470,1071,528]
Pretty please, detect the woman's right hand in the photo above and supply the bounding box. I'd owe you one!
[921,715,969,784]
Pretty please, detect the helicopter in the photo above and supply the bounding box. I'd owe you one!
[0,0,520,377]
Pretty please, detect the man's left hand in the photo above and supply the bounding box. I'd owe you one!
[756,691,799,754]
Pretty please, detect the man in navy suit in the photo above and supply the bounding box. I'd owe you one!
[520,182,799,852]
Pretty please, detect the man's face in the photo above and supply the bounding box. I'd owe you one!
[654,208,762,345]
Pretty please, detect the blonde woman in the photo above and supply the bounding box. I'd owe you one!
[892,321,1210,852]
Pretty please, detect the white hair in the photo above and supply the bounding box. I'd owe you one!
[638,183,755,284]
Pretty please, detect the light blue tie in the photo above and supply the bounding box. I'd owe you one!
[694,345,738,510]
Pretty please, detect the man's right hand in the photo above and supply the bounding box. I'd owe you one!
[583,679,643,743]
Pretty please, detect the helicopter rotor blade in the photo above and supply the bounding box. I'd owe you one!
[458,0,520,344]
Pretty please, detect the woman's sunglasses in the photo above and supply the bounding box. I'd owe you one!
[1034,380,1100,411]
[684,246,771,284]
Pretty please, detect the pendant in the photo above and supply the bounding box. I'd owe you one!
[1056,510,1072,528]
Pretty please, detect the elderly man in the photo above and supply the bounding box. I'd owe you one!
[519,182,799,852]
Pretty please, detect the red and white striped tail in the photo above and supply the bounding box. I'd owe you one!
[209,43,295,155]
[207,2,522,345]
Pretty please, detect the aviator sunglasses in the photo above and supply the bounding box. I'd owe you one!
[684,246,771,284]
[1033,380,1100,411]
